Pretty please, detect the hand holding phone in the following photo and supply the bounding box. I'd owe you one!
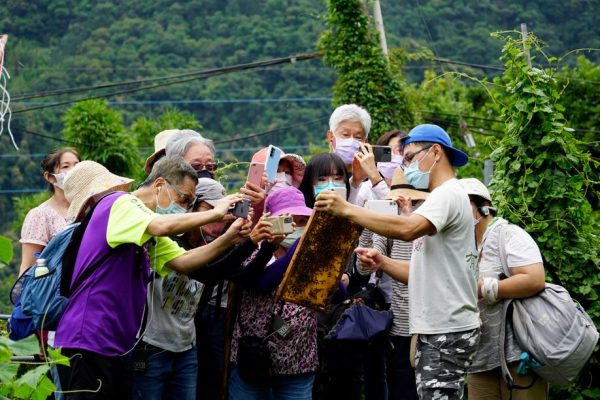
[247,163,265,187]
[263,216,294,235]
[371,145,392,163]
[230,199,250,218]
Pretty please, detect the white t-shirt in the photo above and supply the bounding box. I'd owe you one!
[469,218,543,373]
[410,178,479,334]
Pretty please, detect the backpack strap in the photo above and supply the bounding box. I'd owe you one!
[60,192,117,297]
[495,223,516,388]
[496,223,539,392]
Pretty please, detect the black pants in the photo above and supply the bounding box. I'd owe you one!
[57,348,133,400]
[387,336,418,400]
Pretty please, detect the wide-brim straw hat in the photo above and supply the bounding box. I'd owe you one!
[144,129,181,174]
[64,161,134,221]
[385,167,429,201]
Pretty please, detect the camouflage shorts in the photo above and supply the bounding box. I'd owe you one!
[415,328,481,400]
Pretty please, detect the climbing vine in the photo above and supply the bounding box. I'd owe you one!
[489,31,599,394]
[318,0,414,141]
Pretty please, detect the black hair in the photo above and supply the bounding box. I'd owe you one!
[298,153,350,208]
[40,147,81,193]
[469,195,497,217]
[376,129,407,146]
[140,155,198,188]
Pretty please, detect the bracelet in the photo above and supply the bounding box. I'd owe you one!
[482,277,499,304]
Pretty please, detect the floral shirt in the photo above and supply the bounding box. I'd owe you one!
[20,200,68,246]
[230,287,318,375]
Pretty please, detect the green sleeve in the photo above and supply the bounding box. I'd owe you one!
[106,194,155,247]
[149,236,186,276]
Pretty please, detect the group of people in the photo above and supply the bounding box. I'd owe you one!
[18,104,549,400]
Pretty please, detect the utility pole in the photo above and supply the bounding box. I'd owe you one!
[373,0,388,58]
[520,23,532,67]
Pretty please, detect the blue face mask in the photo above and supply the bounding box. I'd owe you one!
[281,226,305,249]
[403,149,436,190]
[156,187,187,215]
[313,181,346,197]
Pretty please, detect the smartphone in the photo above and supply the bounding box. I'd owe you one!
[371,145,392,163]
[365,199,398,215]
[331,186,347,200]
[264,145,283,182]
[231,199,250,218]
[247,162,265,187]
[263,216,295,235]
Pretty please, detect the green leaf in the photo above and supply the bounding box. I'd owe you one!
[0,363,19,383]
[47,348,71,367]
[12,365,50,399]
[0,235,13,265]
[0,336,40,357]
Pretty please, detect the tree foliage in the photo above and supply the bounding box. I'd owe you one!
[63,99,142,181]
[318,0,414,141]
[489,32,599,394]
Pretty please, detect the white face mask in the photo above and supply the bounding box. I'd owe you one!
[281,226,305,249]
[270,172,293,192]
[52,172,67,190]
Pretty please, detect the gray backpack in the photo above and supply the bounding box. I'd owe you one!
[496,223,598,387]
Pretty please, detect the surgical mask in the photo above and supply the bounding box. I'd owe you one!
[403,150,436,190]
[377,154,403,180]
[270,172,293,192]
[52,172,67,190]
[332,136,361,164]
[156,187,187,215]
[196,170,214,180]
[281,226,305,249]
[313,180,346,197]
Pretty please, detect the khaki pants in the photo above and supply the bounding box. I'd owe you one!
[467,363,549,400]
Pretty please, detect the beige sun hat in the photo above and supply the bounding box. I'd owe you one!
[385,167,429,201]
[64,161,134,221]
[143,129,181,174]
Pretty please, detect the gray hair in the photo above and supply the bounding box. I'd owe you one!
[165,129,216,159]
[141,155,198,187]
[329,104,372,137]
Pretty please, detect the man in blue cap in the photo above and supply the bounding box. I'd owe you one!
[315,124,480,400]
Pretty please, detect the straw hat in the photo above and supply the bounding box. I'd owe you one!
[385,167,429,201]
[64,161,134,221]
[144,129,181,174]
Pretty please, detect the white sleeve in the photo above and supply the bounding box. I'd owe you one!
[371,179,390,200]
[412,185,453,233]
[503,225,543,268]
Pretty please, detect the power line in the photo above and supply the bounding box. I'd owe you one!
[12,53,321,114]
[13,97,333,106]
[12,53,321,102]
[213,116,329,144]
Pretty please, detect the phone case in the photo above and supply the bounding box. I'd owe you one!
[365,199,398,215]
[231,199,250,218]
[247,163,265,187]
[331,186,347,200]
[264,145,282,182]
[372,145,392,163]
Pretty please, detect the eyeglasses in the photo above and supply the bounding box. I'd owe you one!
[402,145,432,167]
[165,181,196,211]
[191,163,218,173]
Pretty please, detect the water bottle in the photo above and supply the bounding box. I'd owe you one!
[34,258,50,278]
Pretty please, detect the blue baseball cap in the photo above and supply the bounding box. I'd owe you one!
[403,124,469,167]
